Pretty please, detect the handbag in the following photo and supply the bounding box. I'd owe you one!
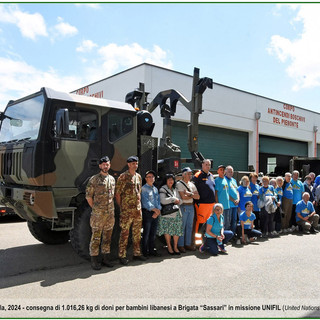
[160,187,180,216]
[161,203,179,216]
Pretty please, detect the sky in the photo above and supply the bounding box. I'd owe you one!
[1,3,320,113]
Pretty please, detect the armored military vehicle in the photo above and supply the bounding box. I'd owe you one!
[0,68,212,259]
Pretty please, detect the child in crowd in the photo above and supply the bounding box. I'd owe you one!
[238,201,262,244]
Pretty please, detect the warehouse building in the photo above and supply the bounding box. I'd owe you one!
[72,63,320,175]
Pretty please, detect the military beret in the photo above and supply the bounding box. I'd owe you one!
[99,156,110,164]
[127,156,139,163]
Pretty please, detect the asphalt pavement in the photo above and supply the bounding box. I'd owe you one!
[1,218,320,319]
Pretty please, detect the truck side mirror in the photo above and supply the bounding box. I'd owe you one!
[56,109,70,137]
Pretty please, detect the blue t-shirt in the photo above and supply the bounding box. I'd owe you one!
[291,179,304,205]
[250,182,260,212]
[275,186,283,203]
[295,200,315,222]
[283,181,293,200]
[226,176,239,208]
[239,211,256,230]
[237,186,252,211]
[259,185,275,198]
[205,213,224,238]
[214,177,230,209]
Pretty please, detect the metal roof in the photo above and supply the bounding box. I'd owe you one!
[44,87,135,112]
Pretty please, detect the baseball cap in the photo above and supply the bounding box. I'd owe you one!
[145,170,156,177]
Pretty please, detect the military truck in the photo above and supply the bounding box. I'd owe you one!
[0,68,212,259]
[290,156,320,180]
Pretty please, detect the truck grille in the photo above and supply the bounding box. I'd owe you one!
[0,151,23,181]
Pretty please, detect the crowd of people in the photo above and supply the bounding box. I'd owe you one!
[85,155,320,270]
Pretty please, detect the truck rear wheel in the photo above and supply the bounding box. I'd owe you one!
[69,205,91,260]
[27,220,70,244]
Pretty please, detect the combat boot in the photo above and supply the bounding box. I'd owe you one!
[101,254,114,268]
[90,256,101,270]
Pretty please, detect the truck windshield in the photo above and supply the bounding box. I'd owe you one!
[0,94,44,143]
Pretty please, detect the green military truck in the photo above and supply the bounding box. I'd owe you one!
[0,68,212,259]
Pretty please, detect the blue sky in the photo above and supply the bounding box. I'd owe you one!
[1,3,320,113]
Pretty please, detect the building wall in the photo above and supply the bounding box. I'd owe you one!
[72,63,320,172]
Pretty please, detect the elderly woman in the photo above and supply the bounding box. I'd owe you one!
[239,201,262,244]
[237,175,252,214]
[157,174,183,255]
[199,203,234,255]
[259,176,277,237]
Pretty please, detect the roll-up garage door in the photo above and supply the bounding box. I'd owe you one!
[259,135,308,156]
[171,121,248,171]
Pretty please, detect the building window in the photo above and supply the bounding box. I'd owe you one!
[267,157,277,174]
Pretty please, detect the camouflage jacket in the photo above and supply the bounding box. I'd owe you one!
[116,170,142,212]
[86,173,115,213]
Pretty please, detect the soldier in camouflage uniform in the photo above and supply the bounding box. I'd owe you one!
[115,156,147,265]
[86,156,115,270]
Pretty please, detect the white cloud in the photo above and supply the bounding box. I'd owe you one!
[97,42,173,76]
[76,39,98,53]
[268,4,320,90]
[74,4,101,9]
[0,4,47,40]
[0,57,83,111]
[53,17,78,38]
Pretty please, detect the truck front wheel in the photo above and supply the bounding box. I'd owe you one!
[27,220,70,245]
[69,205,91,260]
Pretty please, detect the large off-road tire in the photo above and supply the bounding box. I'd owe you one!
[27,220,70,245]
[70,204,122,261]
[69,205,92,260]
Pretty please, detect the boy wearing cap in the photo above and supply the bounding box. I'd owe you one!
[141,170,162,257]
[115,156,147,265]
[176,167,199,252]
[86,156,115,270]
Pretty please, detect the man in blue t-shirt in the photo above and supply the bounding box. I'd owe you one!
[291,170,304,229]
[295,192,319,234]
[215,165,231,230]
[225,165,239,235]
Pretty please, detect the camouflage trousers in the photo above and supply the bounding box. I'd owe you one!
[89,211,115,257]
[118,210,142,258]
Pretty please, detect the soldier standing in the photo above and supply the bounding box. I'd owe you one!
[86,156,115,270]
[115,156,147,265]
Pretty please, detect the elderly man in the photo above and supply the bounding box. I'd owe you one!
[291,170,304,231]
[193,159,215,236]
[282,172,293,232]
[176,167,199,252]
[296,192,319,234]
[225,165,239,235]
